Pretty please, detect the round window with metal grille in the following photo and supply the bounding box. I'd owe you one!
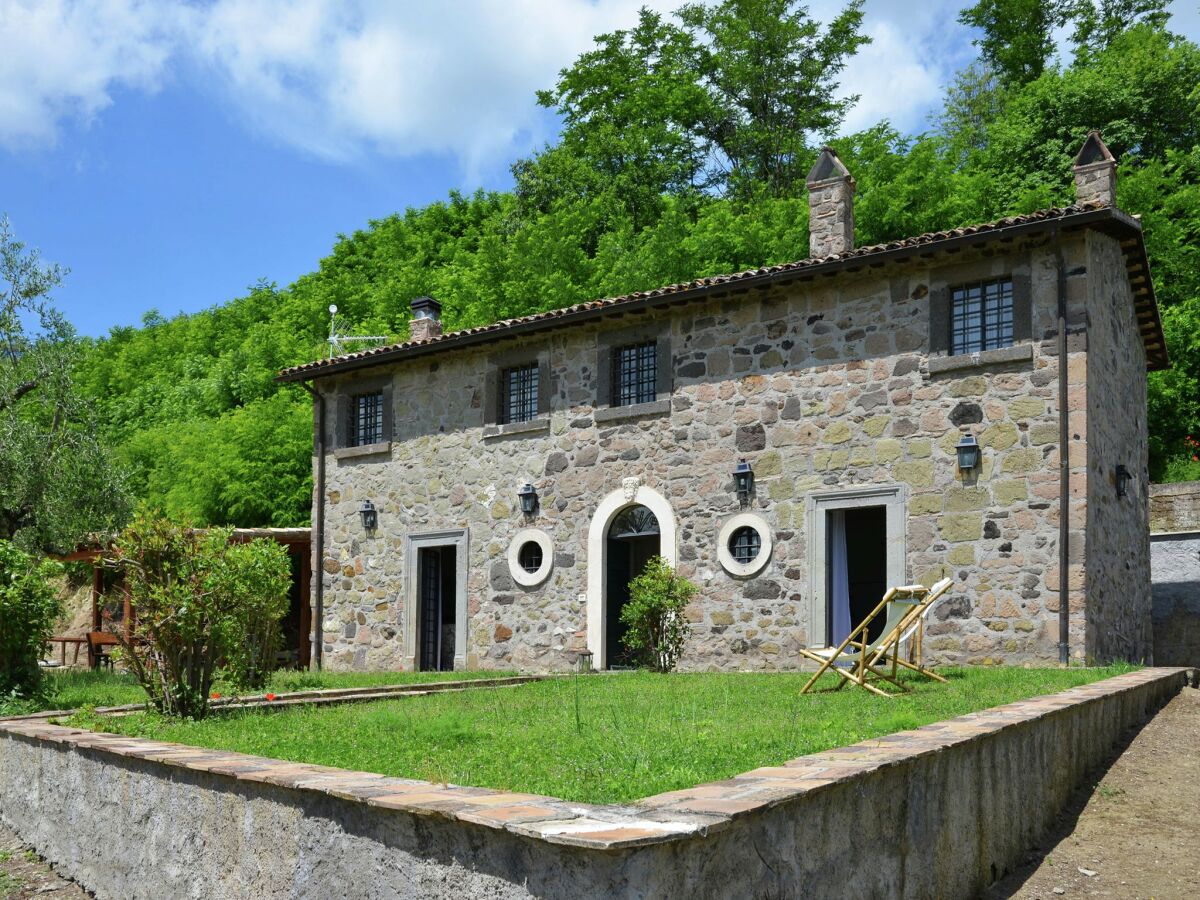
[728,526,762,565]
[518,541,543,574]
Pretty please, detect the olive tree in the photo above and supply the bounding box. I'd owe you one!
[0,216,127,552]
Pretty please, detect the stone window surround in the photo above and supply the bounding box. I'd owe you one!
[403,529,469,671]
[805,484,908,648]
[327,374,394,455]
[594,321,673,424]
[927,254,1033,364]
[482,346,552,438]
[716,513,773,578]
[585,481,678,668]
[507,528,554,587]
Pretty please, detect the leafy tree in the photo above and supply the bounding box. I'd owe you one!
[107,510,291,718]
[679,0,869,199]
[958,0,1067,87]
[0,540,61,697]
[520,8,711,228]
[1067,0,1171,58]
[620,556,697,672]
[0,216,127,551]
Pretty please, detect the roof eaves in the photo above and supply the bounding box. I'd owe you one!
[276,204,1165,381]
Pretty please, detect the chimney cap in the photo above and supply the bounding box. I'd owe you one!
[411,296,442,319]
[806,146,853,185]
[1073,131,1115,168]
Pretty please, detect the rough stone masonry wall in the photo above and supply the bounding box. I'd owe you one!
[1149,481,1200,666]
[318,234,1096,672]
[0,669,1189,899]
[1084,231,1153,662]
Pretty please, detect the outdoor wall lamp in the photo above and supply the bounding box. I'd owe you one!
[955,435,981,473]
[1116,464,1133,498]
[733,458,755,505]
[358,500,378,531]
[518,483,539,516]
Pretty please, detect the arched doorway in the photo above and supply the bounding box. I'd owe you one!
[586,483,678,669]
[605,505,661,668]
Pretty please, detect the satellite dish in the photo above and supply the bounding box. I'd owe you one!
[329,304,338,314]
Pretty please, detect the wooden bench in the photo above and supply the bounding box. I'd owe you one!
[45,636,86,667]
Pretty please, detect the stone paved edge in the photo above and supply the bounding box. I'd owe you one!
[0,674,548,722]
[0,667,1191,851]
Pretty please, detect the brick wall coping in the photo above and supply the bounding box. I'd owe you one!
[0,668,1192,852]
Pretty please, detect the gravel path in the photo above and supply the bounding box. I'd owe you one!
[986,685,1200,899]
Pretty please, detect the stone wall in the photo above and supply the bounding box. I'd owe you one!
[311,227,1133,672]
[1084,231,1153,661]
[1150,480,1200,533]
[1149,482,1200,666]
[1150,534,1200,665]
[0,669,1189,899]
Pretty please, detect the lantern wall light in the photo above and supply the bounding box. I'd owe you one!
[518,483,539,516]
[358,500,378,531]
[955,435,981,473]
[1116,464,1133,498]
[733,458,755,505]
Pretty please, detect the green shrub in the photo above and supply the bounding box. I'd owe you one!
[619,556,697,672]
[107,510,290,718]
[0,540,61,697]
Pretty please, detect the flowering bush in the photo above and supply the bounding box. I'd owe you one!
[1162,435,1200,482]
[0,541,61,697]
[107,510,290,719]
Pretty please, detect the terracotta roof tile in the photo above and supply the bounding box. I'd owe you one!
[277,202,1167,380]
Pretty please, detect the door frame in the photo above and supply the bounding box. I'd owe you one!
[586,482,677,669]
[805,485,907,648]
[404,529,468,671]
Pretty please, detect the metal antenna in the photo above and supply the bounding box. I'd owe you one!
[327,304,389,358]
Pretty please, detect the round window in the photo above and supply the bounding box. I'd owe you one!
[728,526,761,565]
[716,514,773,578]
[518,540,543,574]
[507,528,554,587]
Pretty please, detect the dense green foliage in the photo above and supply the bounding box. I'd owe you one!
[68,1,1200,526]
[620,556,697,671]
[86,666,1132,805]
[1,217,128,550]
[0,540,61,698]
[107,510,291,718]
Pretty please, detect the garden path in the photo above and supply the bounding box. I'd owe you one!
[986,684,1200,899]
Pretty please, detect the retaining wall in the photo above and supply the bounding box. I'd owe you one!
[0,668,1190,899]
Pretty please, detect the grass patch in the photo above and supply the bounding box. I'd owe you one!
[0,667,515,716]
[89,665,1133,805]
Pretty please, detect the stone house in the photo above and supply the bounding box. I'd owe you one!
[277,133,1167,672]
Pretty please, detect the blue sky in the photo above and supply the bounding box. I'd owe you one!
[1,0,1197,338]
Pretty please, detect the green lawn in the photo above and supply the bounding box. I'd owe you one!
[0,667,515,716]
[85,665,1133,805]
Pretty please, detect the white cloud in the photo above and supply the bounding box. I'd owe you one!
[0,0,179,148]
[0,0,1196,167]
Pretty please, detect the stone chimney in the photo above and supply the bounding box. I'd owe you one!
[806,147,855,258]
[409,296,443,342]
[1073,131,1117,207]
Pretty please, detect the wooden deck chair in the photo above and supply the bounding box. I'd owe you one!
[798,579,953,697]
[881,578,954,685]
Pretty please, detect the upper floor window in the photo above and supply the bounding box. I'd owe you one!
[500,363,540,424]
[350,391,384,446]
[612,340,658,407]
[951,278,1014,355]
